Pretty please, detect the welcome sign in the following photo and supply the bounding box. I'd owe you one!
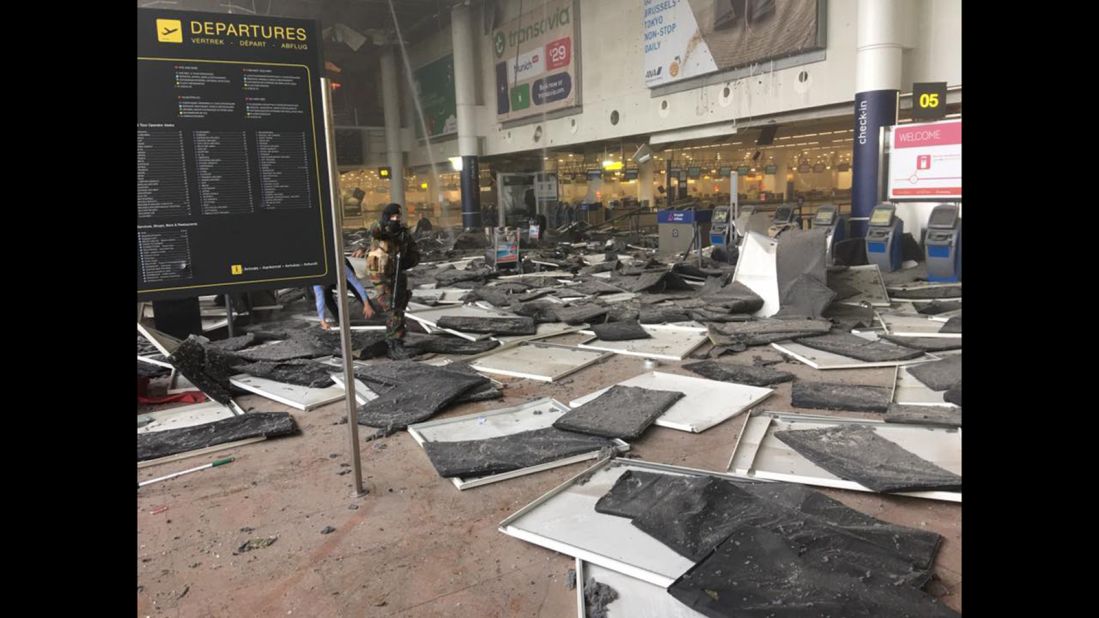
[492,0,580,123]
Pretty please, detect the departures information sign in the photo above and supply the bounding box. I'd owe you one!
[137,9,335,300]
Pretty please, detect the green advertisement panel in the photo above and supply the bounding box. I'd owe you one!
[413,54,456,139]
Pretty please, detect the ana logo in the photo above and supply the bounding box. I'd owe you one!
[494,31,506,57]
[645,66,663,79]
[156,18,183,43]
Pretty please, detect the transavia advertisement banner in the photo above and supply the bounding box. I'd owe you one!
[888,119,962,200]
[493,0,580,122]
[643,0,826,88]
[413,54,457,139]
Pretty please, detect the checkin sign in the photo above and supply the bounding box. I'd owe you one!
[888,119,962,199]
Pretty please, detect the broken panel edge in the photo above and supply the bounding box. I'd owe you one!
[228,376,344,411]
[657,388,774,433]
[470,347,611,382]
[771,342,933,371]
[577,337,705,362]
[451,442,630,490]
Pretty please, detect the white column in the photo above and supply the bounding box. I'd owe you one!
[451,4,479,158]
[379,47,405,205]
[767,151,788,196]
[851,0,904,231]
[451,3,482,228]
[856,0,904,93]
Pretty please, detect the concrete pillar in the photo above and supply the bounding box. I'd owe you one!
[638,159,655,207]
[379,47,405,206]
[764,151,788,196]
[451,3,481,229]
[852,0,902,236]
[425,172,439,220]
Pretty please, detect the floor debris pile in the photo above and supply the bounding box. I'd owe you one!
[139,230,961,615]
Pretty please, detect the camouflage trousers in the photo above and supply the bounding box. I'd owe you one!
[376,273,411,341]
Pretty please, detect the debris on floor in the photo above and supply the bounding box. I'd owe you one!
[138,223,962,614]
[137,412,298,461]
[791,381,893,413]
[554,385,684,439]
[235,536,278,554]
[774,426,963,492]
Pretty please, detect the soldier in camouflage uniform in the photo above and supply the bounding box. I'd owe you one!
[357,203,419,359]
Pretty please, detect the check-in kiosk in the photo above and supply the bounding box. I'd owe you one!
[709,206,735,261]
[924,204,962,282]
[865,204,904,272]
[772,205,797,227]
[812,204,848,265]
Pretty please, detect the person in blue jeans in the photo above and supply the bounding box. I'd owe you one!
[313,259,376,330]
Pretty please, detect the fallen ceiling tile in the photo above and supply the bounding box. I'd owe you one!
[579,324,708,361]
[229,375,346,411]
[469,343,609,382]
[569,371,773,433]
[137,412,297,461]
[554,385,684,439]
[727,411,961,501]
[791,381,892,413]
[774,425,962,493]
[906,355,962,391]
[681,360,795,387]
[408,398,627,488]
[885,404,962,427]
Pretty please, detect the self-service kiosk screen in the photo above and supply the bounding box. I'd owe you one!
[713,209,729,223]
[774,206,792,222]
[814,209,835,225]
[928,207,958,228]
[870,208,894,226]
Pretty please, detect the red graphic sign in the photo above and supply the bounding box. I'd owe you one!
[888,119,961,200]
[545,37,571,71]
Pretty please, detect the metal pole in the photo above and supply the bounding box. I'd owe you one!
[696,216,702,267]
[138,457,234,488]
[731,171,739,220]
[321,77,366,498]
[224,294,235,337]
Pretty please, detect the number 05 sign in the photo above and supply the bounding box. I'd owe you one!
[912,82,947,121]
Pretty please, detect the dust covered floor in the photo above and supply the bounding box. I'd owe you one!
[137,341,961,616]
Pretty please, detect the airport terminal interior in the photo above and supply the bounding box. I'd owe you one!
[138,0,963,615]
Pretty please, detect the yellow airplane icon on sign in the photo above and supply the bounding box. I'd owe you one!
[156,19,182,43]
